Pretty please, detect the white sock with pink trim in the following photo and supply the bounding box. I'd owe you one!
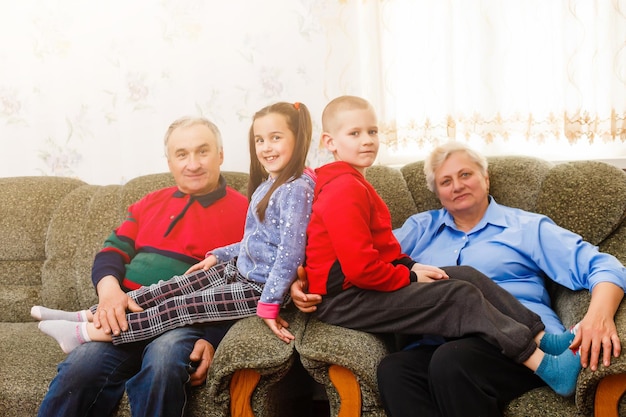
[38,320,91,354]
[31,306,89,322]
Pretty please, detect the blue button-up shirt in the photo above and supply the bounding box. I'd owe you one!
[395,197,626,332]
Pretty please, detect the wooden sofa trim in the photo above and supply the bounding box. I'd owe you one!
[328,364,362,417]
[594,372,626,417]
[230,368,261,417]
[228,365,362,417]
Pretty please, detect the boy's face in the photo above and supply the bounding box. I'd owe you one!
[323,107,379,174]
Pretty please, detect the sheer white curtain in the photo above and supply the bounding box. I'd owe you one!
[368,0,626,165]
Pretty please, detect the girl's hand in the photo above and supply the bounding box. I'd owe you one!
[263,316,295,344]
[185,255,217,274]
[411,263,449,283]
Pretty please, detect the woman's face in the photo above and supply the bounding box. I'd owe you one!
[434,151,489,216]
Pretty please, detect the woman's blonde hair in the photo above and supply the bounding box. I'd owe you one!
[424,142,488,193]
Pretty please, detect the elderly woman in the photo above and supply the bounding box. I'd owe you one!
[291,141,626,416]
[376,141,626,417]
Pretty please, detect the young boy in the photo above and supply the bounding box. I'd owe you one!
[303,95,581,397]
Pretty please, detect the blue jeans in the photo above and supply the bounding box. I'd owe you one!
[37,326,215,417]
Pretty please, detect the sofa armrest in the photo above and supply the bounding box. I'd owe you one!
[205,308,306,417]
[296,317,390,417]
[546,282,626,416]
[574,304,626,416]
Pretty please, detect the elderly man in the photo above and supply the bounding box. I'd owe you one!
[37,117,248,417]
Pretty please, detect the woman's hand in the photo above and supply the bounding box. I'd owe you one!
[571,282,623,371]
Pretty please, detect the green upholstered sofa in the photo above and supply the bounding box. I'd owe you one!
[1,156,626,417]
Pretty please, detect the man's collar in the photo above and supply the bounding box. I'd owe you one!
[172,175,228,207]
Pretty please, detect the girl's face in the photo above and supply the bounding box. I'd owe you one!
[253,112,296,178]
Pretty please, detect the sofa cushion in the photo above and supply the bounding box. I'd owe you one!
[0,177,85,322]
[535,161,626,245]
[0,323,66,417]
[366,165,418,229]
[486,156,552,211]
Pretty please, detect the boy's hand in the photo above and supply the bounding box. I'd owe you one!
[290,265,322,312]
[411,263,449,283]
[264,316,295,344]
[185,255,217,274]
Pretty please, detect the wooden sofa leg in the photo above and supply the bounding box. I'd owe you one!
[230,368,261,417]
[328,364,362,417]
[594,373,626,417]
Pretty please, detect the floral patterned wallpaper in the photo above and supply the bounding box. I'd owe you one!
[2,1,623,185]
[0,0,359,184]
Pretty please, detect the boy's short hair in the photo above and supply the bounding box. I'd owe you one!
[322,95,373,132]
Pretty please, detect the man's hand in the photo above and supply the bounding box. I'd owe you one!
[93,275,143,335]
[263,316,295,344]
[290,266,322,313]
[189,338,216,386]
[186,254,217,274]
[411,263,449,283]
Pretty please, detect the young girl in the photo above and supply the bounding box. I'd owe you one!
[33,102,315,352]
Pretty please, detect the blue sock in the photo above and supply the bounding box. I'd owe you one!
[535,348,581,397]
[538,326,576,355]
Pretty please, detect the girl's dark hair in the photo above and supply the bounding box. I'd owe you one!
[247,102,312,221]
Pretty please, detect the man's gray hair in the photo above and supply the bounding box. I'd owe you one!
[163,116,223,157]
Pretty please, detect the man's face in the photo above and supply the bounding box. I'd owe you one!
[166,124,224,196]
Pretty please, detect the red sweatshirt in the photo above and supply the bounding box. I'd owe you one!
[305,161,416,296]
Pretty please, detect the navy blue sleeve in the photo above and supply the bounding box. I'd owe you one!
[199,321,235,348]
[91,250,126,289]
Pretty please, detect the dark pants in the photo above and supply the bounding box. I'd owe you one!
[377,337,546,417]
[314,266,544,363]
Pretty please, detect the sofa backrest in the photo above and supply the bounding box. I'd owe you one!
[3,156,626,324]
[0,177,86,322]
[0,173,248,323]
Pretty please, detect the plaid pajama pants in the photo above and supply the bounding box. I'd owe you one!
[91,259,264,345]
